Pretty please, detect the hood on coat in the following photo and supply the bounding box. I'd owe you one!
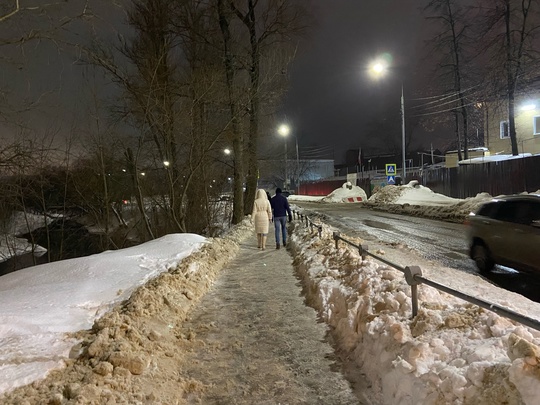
[256,189,267,200]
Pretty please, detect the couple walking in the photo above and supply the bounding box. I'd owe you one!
[251,188,293,250]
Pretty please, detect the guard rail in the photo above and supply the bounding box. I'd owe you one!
[291,209,540,332]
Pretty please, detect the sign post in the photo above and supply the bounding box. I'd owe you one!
[385,164,397,185]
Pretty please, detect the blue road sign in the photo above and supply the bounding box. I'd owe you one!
[387,175,396,185]
[385,164,396,175]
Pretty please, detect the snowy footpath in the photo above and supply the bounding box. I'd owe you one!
[174,238,360,404]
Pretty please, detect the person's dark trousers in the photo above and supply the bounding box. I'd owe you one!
[274,216,287,248]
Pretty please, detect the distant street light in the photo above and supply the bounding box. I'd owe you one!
[163,160,170,167]
[368,56,407,180]
[223,148,231,155]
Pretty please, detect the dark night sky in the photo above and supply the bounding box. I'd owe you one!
[0,1,440,164]
[281,0,436,163]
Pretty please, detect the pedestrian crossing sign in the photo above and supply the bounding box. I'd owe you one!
[385,164,397,175]
[387,176,396,185]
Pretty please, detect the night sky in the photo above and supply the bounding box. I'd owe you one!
[282,0,436,163]
[0,1,439,165]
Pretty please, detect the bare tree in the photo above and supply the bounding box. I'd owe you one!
[423,0,479,160]
[228,0,310,215]
[217,0,245,224]
[479,0,540,155]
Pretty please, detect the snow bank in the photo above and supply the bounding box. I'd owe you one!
[291,221,540,404]
[0,221,253,403]
[321,182,368,203]
[363,183,494,222]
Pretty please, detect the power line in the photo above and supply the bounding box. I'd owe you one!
[409,83,483,102]
[411,100,481,117]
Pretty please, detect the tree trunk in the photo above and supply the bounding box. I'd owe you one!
[243,0,260,216]
[218,0,244,224]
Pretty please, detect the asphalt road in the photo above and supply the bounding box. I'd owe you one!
[293,201,540,303]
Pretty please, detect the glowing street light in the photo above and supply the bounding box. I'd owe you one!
[278,124,290,137]
[368,55,407,180]
[223,148,231,155]
[163,160,170,167]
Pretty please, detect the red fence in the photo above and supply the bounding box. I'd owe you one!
[298,180,345,196]
[299,177,372,198]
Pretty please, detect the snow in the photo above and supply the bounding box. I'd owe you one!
[319,181,368,203]
[0,234,206,394]
[1,182,540,404]
[459,153,533,165]
[0,212,52,263]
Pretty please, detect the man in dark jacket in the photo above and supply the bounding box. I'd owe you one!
[270,188,292,249]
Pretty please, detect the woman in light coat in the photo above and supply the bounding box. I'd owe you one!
[251,189,273,250]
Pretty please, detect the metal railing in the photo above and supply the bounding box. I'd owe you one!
[292,210,322,237]
[291,210,540,333]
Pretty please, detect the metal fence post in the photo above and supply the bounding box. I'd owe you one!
[358,244,369,261]
[317,226,322,238]
[404,266,422,318]
[333,232,340,249]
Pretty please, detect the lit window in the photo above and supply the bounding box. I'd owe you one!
[500,121,509,138]
[534,116,540,135]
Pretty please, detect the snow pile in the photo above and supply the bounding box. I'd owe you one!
[367,184,405,204]
[321,182,368,203]
[360,183,492,222]
[0,233,208,396]
[291,221,540,404]
[394,181,460,206]
[0,211,53,263]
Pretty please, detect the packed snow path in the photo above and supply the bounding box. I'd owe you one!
[175,238,361,404]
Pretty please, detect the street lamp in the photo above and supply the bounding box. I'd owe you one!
[277,124,301,191]
[369,56,407,180]
[278,124,290,189]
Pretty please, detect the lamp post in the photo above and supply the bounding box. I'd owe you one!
[278,124,290,189]
[370,58,407,180]
[400,84,406,179]
[295,136,300,192]
[277,124,301,191]
[222,148,233,192]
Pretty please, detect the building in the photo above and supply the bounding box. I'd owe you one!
[484,94,540,156]
[445,147,490,168]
